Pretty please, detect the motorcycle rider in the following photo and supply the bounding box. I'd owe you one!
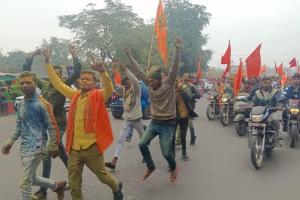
[249,77,281,134]
[280,74,300,132]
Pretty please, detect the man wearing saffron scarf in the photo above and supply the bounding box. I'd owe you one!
[42,49,123,200]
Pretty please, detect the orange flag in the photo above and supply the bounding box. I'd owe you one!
[233,60,243,96]
[221,41,231,78]
[259,65,266,76]
[155,0,168,65]
[275,63,284,77]
[246,44,261,78]
[281,73,287,86]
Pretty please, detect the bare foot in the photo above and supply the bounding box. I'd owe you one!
[170,167,178,182]
[141,168,156,180]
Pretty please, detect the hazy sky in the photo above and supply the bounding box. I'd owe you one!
[0,0,299,68]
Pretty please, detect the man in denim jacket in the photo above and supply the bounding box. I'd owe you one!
[2,72,66,200]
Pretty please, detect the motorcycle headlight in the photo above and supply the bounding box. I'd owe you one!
[236,96,246,100]
[251,114,264,122]
[290,108,300,115]
[221,97,228,102]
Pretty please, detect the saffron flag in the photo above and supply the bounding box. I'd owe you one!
[221,41,231,78]
[155,0,168,65]
[289,57,297,68]
[233,60,243,96]
[281,73,287,86]
[275,63,284,77]
[246,44,261,78]
[197,61,202,80]
[259,65,266,76]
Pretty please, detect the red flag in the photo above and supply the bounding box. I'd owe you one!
[155,0,168,65]
[233,60,243,96]
[259,65,266,76]
[289,57,297,68]
[197,62,202,80]
[246,44,261,78]
[221,41,231,78]
[281,73,287,86]
[275,63,284,77]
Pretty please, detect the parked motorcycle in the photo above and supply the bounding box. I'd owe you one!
[248,106,281,169]
[220,93,234,126]
[206,92,220,120]
[287,99,300,148]
[233,93,253,136]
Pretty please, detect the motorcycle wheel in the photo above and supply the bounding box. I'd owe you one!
[220,109,229,126]
[250,134,264,169]
[235,121,246,136]
[206,106,215,120]
[289,124,297,148]
[265,147,273,159]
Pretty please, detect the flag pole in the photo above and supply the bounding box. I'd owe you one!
[147,26,156,71]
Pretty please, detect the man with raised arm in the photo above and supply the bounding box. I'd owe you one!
[42,49,123,200]
[139,38,182,182]
[23,45,81,199]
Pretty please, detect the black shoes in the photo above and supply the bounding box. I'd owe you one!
[105,162,116,170]
[190,136,196,145]
[113,182,123,200]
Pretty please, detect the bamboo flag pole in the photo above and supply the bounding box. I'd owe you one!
[147,27,156,71]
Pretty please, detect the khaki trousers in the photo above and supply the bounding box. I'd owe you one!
[68,144,118,200]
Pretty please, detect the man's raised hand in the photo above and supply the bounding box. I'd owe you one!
[90,54,105,73]
[68,44,77,57]
[42,48,51,64]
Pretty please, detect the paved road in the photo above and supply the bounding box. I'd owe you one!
[1,96,300,200]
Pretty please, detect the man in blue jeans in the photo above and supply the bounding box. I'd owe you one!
[139,38,181,182]
[23,45,81,199]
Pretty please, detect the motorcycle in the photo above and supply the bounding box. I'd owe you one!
[248,106,281,169]
[206,92,220,120]
[220,93,234,126]
[233,93,253,136]
[287,99,300,148]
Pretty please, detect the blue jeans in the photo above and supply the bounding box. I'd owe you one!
[40,124,68,193]
[139,121,177,171]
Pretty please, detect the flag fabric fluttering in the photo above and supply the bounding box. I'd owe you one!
[197,61,202,80]
[289,57,297,68]
[221,41,231,78]
[246,44,261,78]
[281,72,287,86]
[233,60,243,96]
[155,0,168,65]
[259,65,266,76]
[275,62,284,77]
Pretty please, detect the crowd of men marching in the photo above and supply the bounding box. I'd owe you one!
[2,35,300,199]
[1,38,205,200]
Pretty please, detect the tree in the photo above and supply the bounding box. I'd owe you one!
[58,0,151,65]
[164,0,212,74]
[0,50,27,73]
